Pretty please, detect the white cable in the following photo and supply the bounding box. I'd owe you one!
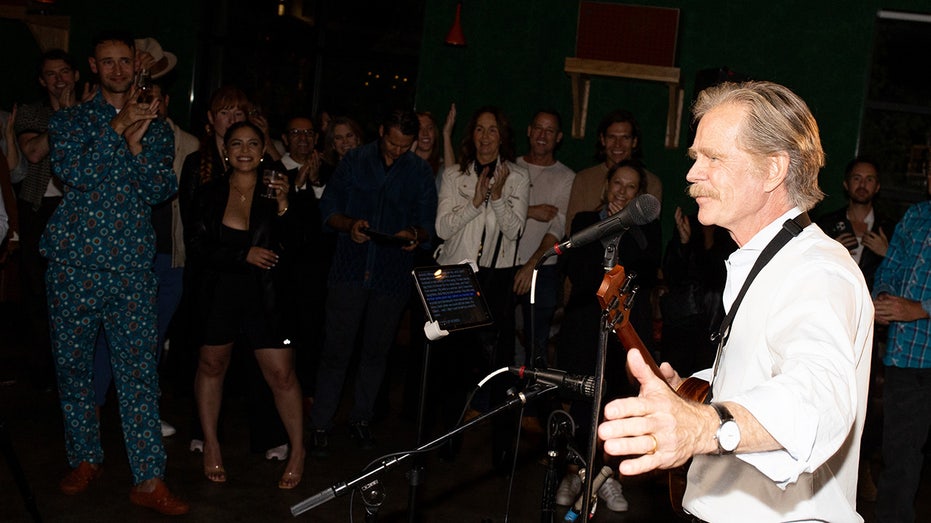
[477,366,510,389]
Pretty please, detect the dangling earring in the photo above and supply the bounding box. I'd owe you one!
[259,157,264,163]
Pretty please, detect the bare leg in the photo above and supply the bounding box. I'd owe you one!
[255,347,305,488]
[195,343,233,482]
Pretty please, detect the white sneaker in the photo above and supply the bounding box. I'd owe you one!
[265,443,289,461]
[160,419,176,437]
[189,439,204,453]
[555,473,581,506]
[598,477,628,512]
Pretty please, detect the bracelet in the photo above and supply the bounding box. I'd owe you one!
[408,226,418,241]
[277,206,288,217]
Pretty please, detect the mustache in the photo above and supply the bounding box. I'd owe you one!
[687,184,719,199]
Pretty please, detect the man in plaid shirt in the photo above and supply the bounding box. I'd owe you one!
[872,170,931,523]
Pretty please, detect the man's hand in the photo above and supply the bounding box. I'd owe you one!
[81,83,98,104]
[295,151,322,189]
[395,227,420,252]
[874,293,929,325]
[527,204,557,223]
[833,232,859,252]
[598,350,711,476]
[246,246,279,270]
[513,263,534,295]
[862,227,888,257]
[111,86,158,137]
[350,218,371,244]
[116,88,160,155]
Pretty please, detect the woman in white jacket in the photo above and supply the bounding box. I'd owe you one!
[433,106,529,471]
[435,106,529,268]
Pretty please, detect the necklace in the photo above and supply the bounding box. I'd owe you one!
[231,182,254,202]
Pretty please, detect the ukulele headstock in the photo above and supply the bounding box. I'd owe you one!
[596,265,640,330]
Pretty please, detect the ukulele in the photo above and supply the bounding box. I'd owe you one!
[595,265,709,517]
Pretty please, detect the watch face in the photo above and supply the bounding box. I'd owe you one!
[718,420,740,452]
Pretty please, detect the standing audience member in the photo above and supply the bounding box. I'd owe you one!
[513,109,574,367]
[565,110,661,234]
[15,49,80,389]
[92,77,197,438]
[177,84,248,452]
[179,85,250,223]
[660,207,736,377]
[319,116,363,178]
[186,121,305,489]
[555,160,661,512]
[435,106,529,471]
[817,157,891,289]
[597,81,872,521]
[43,31,187,515]
[310,109,436,455]
[872,168,931,523]
[280,115,324,197]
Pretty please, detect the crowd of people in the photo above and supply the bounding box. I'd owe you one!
[0,30,929,522]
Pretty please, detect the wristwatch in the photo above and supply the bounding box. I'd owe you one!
[712,403,740,454]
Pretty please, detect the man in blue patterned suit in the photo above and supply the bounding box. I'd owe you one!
[42,31,188,516]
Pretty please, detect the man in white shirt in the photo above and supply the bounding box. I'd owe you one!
[514,109,574,367]
[598,81,873,522]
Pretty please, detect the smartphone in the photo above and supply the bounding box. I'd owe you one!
[828,219,852,238]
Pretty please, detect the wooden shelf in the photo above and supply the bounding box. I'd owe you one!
[0,5,70,51]
[564,57,683,148]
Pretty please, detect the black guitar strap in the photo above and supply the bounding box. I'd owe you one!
[707,212,811,401]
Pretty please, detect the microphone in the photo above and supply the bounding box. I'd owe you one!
[547,193,660,256]
[564,465,613,522]
[509,366,596,399]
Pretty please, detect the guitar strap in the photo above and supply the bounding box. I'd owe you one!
[707,212,811,402]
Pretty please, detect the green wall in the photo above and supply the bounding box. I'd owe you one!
[416,0,931,241]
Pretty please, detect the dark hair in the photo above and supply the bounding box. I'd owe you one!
[459,106,516,173]
[603,159,647,204]
[530,109,563,132]
[844,156,879,180]
[595,109,642,161]
[90,30,135,54]
[37,49,78,79]
[223,121,266,147]
[415,111,442,174]
[383,109,420,137]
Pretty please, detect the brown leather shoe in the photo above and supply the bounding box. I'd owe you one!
[129,479,190,516]
[60,462,103,495]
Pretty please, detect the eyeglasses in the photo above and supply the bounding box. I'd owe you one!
[288,129,315,137]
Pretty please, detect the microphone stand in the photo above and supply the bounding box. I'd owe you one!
[529,253,553,370]
[580,232,624,520]
[406,335,431,523]
[291,383,559,518]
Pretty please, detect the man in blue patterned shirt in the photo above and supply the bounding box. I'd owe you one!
[42,31,188,515]
[872,170,931,523]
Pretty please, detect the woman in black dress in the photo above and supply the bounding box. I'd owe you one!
[186,121,305,489]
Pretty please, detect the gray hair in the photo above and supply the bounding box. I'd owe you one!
[692,81,825,211]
